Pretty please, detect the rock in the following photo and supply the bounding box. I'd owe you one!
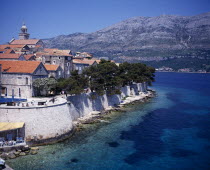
[25,150,30,154]
[8,153,16,159]
[22,145,30,151]
[30,150,38,155]
[0,153,9,160]
[31,147,39,151]
[19,152,26,156]
[14,151,20,156]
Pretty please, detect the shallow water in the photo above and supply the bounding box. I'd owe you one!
[7,72,210,170]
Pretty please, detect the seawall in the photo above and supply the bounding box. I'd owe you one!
[0,82,148,145]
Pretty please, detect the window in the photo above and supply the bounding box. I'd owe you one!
[59,57,61,60]
[58,71,61,75]
[53,60,56,64]
[19,88,21,97]
[26,77,29,85]
[67,62,70,66]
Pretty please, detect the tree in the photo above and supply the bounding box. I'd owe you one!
[83,59,122,95]
[33,77,57,96]
[57,70,88,95]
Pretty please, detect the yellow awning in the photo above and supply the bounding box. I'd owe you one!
[0,122,25,131]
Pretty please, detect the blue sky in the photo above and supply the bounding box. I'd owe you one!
[0,0,210,44]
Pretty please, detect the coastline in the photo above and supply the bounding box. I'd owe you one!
[73,90,155,129]
[0,85,155,164]
[156,71,209,74]
[3,89,156,170]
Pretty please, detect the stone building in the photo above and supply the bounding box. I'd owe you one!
[0,61,48,98]
[73,59,97,74]
[37,48,73,78]
[18,23,30,40]
[44,64,63,79]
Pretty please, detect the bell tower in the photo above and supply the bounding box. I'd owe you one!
[19,22,30,40]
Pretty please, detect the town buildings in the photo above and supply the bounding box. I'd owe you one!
[0,23,108,98]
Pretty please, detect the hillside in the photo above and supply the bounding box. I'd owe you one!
[43,12,210,70]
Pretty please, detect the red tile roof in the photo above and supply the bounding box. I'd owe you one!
[4,49,15,54]
[0,44,27,49]
[44,48,59,53]
[10,39,40,45]
[0,61,42,73]
[43,48,72,56]
[37,50,73,57]
[24,54,35,61]
[44,64,59,71]
[73,59,96,65]
[0,53,22,59]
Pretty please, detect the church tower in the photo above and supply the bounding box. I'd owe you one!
[19,23,30,40]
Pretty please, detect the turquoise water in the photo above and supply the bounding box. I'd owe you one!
[7,72,210,170]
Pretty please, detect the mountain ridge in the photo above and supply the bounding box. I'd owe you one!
[43,12,210,63]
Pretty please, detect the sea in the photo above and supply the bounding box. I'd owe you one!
[7,72,210,170]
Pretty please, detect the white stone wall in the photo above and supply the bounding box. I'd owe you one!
[1,74,32,98]
[0,83,147,143]
[68,83,142,120]
[0,103,73,141]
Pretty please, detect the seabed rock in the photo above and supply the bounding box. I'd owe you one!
[31,147,39,151]
[8,153,16,159]
[19,152,26,156]
[0,153,8,160]
[14,151,20,156]
[30,150,38,155]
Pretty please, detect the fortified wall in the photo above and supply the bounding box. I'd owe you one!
[0,83,148,144]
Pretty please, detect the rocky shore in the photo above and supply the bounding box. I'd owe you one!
[0,145,39,160]
[74,90,155,129]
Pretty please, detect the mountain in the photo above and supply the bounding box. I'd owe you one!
[43,12,210,66]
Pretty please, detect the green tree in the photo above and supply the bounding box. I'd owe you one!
[83,59,122,95]
[57,70,88,95]
[33,77,57,96]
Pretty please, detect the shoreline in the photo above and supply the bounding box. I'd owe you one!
[73,90,155,127]
[1,89,155,163]
[156,71,209,74]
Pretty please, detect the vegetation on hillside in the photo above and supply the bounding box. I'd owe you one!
[143,58,210,71]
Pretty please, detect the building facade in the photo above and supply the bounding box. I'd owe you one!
[0,61,48,98]
[37,49,73,78]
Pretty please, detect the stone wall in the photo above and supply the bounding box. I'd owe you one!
[67,84,142,120]
[0,83,147,144]
[1,74,32,98]
[0,102,73,142]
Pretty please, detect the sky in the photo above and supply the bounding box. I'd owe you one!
[0,0,210,44]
